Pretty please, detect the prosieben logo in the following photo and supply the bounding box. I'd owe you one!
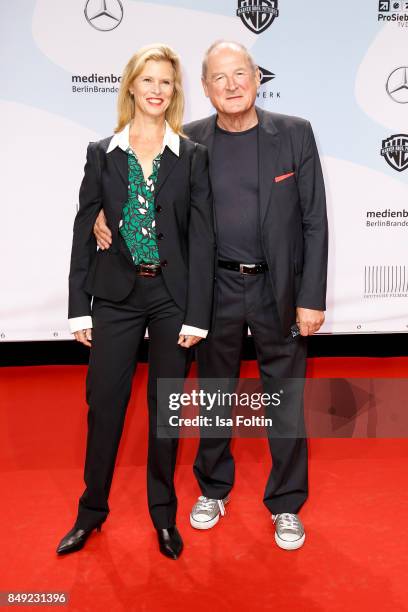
[378,1,408,21]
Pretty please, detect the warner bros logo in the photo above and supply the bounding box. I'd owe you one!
[381,134,408,172]
[236,0,279,34]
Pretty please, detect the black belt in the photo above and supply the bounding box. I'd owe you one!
[135,263,162,277]
[218,260,268,275]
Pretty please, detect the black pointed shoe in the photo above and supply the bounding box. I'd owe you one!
[156,526,183,560]
[56,523,103,555]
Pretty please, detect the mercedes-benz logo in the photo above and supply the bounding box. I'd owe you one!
[386,67,408,104]
[84,0,123,31]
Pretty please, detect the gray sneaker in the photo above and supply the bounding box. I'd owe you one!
[272,513,305,550]
[190,495,229,530]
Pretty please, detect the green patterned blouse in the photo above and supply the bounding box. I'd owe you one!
[119,148,161,264]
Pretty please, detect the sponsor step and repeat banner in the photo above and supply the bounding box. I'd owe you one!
[0,0,407,341]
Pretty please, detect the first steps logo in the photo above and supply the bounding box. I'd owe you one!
[381,134,408,172]
[237,0,279,34]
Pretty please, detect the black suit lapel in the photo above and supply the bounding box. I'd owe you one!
[108,140,182,200]
[155,145,181,197]
[195,115,217,151]
[109,146,128,189]
[191,115,217,181]
[257,107,281,226]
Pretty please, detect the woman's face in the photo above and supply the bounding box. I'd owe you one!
[130,59,175,119]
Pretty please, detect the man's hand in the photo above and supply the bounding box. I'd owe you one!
[296,307,325,336]
[74,328,92,347]
[178,335,203,349]
[94,209,112,250]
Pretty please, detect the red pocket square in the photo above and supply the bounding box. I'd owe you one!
[275,171,295,183]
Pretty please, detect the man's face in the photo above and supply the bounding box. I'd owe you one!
[202,47,260,116]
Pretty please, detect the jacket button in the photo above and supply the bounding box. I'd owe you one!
[157,232,164,240]
[156,205,162,212]
[161,259,168,267]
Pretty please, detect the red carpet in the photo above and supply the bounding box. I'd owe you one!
[0,358,407,611]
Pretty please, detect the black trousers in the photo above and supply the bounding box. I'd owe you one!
[194,266,308,515]
[75,274,190,531]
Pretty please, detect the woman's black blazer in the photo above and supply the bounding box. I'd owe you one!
[68,136,215,330]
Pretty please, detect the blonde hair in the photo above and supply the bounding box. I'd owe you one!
[115,44,184,134]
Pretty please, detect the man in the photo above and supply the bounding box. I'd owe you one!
[94,41,328,550]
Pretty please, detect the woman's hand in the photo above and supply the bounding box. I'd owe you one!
[74,328,92,348]
[177,334,202,349]
[94,209,112,250]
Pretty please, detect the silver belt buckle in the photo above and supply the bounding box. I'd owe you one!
[140,263,158,277]
[239,263,256,274]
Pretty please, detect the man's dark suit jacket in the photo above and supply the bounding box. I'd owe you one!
[68,136,215,330]
[183,106,328,335]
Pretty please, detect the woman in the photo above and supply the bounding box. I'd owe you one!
[56,44,214,560]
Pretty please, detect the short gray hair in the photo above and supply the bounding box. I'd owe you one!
[201,40,257,80]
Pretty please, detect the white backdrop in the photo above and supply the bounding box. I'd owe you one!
[0,0,407,341]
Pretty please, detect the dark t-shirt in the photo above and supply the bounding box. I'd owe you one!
[211,124,265,262]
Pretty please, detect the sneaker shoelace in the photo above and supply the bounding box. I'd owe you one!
[196,496,226,516]
[273,513,300,531]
